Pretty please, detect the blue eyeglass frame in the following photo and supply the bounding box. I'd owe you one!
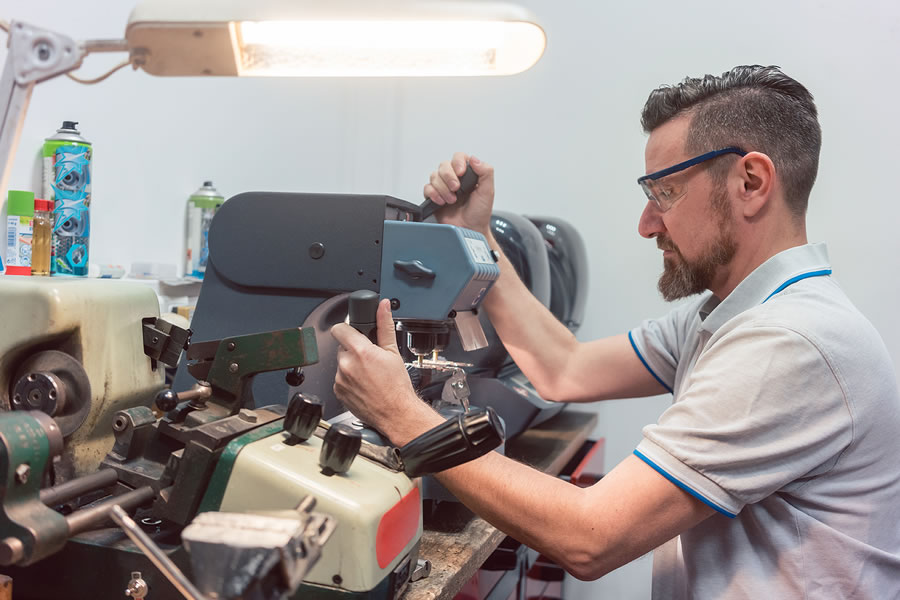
[637,146,747,184]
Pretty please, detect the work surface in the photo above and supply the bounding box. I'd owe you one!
[403,409,598,600]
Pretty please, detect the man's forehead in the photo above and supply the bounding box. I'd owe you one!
[644,116,690,173]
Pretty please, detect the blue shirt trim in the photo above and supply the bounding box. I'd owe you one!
[633,449,737,518]
[762,269,832,303]
[628,331,673,394]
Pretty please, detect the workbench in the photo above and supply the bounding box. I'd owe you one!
[404,409,599,600]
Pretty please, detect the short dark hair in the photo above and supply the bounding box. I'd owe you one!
[641,65,821,217]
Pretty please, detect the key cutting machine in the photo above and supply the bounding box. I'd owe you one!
[174,167,569,439]
[0,313,503,599]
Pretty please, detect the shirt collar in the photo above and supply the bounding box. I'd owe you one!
[699,243,832,335]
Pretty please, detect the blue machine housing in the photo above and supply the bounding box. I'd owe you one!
[381,222,500,321]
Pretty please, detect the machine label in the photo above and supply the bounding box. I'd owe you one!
[464,237,493,265]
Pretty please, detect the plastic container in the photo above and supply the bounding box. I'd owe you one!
[43,121,92,276]
[184,181,225,279]
[31,199,54,276]
[5,190,35,276]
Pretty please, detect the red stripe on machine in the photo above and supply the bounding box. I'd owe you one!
[376,487,421,569]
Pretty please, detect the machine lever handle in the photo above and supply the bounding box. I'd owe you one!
[348,290,380,343]
[419,164,478,221]
[398,406,505,478]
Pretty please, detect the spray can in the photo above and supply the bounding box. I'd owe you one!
[5,190,34,276]
[42,121,92,276]
[184,181,224,279]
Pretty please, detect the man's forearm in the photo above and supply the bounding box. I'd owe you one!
[481,234,584,400]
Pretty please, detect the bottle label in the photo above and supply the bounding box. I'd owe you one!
[47,144,91,276]
[6,216,33,273]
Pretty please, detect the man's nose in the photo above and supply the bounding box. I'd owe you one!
[638,201,665,239]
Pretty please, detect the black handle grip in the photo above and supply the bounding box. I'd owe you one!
[398,406,505,478]
[348,290,379,343]
[419,164,479,221]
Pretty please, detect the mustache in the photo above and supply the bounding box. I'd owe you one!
[656,236,678,253]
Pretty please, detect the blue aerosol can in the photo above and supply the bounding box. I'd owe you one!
[184,181,225,279]
[42,121,92,276]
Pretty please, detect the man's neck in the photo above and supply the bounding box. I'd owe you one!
[710,230,809,299]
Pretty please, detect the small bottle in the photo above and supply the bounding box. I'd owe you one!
[5,190,35,276]
[184,181,225,279]
[31,199,54,276]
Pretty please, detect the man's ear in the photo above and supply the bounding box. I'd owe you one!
[736,152,776,218]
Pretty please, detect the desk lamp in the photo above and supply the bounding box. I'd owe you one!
[0,0,546,194]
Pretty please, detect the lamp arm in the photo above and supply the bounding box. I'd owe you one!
[0,21,126,196]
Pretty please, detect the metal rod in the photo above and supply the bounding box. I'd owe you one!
[39,468,118,507]
[82,38,129,53]
[65,485,154,536]
[110,506,207,600]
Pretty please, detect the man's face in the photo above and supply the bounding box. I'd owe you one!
[655,185,736,301]
[639,116,738,300]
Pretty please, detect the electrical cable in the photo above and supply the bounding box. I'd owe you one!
[66,59,131,85]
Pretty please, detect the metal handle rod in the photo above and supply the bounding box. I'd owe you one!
[65,485,154,536]
[39,468,119,507]
[110,506,207,600]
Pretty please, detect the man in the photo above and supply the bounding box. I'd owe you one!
[330,66,900,597]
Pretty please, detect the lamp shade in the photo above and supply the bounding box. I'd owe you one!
[125,0,546,77]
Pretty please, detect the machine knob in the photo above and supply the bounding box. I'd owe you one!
[284,393,322,444]
[348,290,380,343]
[319,424,361,476]
[154,389,178,412]
[285,367,305,387]
[399,407,505,478]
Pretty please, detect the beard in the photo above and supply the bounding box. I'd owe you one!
[657,188,736,301]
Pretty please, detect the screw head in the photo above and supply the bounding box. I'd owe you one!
[35,42,52,62]
[15,464,30,484]
[228,362,239,373]
[226,342,236,351]
[309,242,326,259]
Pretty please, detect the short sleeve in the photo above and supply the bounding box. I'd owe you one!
[628,295,709,393]
[635,323,853,517]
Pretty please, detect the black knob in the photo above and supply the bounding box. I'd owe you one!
[284,393,322,444]
[285,368,305,387]
[398,407,505,478]
[155,389,178,412]
[348,290,379,343]
[319,424,361,476]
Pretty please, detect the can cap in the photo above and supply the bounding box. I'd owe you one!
[34,198,53,212]
[7,190,35,217]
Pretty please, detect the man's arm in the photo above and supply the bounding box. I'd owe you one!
[331,305,715,580]
[483,235,664,402]
[425,153,664,402]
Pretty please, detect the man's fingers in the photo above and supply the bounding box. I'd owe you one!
[376,299,400,353]
[330,322,370,353]
[451,152,470,177]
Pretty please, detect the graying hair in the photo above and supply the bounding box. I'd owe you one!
[641,65,821,217]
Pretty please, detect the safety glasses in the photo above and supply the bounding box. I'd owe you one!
[637,147,747,212]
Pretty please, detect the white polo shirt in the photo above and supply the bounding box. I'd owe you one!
[629,243,900,599]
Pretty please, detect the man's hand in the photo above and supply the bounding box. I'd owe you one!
[331,299,439,445]
[423,153,495,235]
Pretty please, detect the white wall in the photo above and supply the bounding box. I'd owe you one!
[4,1,900,598]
